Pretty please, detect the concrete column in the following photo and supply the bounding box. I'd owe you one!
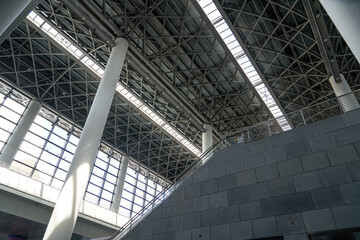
[0,100,41,166]
[320,0,360,63]
[329,74,360,112]
[0,0,42,44]
[202,124,213,153]
[111,155,129,212]
[43,38,129,240]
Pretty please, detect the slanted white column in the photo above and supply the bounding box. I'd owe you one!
[111,155,129,212]
[320,0,360,63]
[0,100,41,166]
[43,38,129,240]
[329,74,360,112]
[0,0,41,44]
[202,124,213,153]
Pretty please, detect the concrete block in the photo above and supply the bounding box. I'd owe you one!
[248,182,271,201]
[211,224,230,240]
[331,204,360,228]
[256,164,279,182]
[216,148,234,163]
[225,158,245,175]
[285,140,312,159]
[340,181,360,204]
[175,230,191,240]
[284,234,309,240]
[319,165,352,187]
[348,161,360,181]
[230,220,253,240]
[278,158,303,177]
[236,169,257,187]
[239,201,262,220]
[270,177,295,197]
[261,196,288,217]
[182,175,193,186]
[244,152,265,170]
[142,235,158,240]
[283,192,314,213]
[153,218,168,234]
[162,202,176,218]
[272,130,295,148]
[219,205,240,224]
[177,199,193,215]
[184,183,200,199]
[264,147,287,164]
[252,217,278,238]
[193,195,210,212]
[302,208,336,232]
[201,209,219,227]
[341,109,360,126]
[218,174,237,191]
[169,186,184,202]
[311,186,344,208]
[168,215,184,232]
[356,141,360,156]
[293,171,322,192]
[210,191,228,208]
[292,124,319,142]
[138,220,153,236]
[249,138,273,153]
[200,178,218,195]
[327,144,359,166]
[192,227,210,240]
[193,167,209,184]
[184,212,200,230]
[146,207,162,221]
[300,152,330,172]
[316,115,344,135]
[276,213,305,235]
[334,124,360,145]
[309,133,338,153]
[159,232,175,240]
[208,162,226,179]
[227,186,249,205]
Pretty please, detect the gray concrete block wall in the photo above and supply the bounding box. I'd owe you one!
[122,109,360,240]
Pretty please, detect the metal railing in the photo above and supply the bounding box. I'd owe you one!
[101,89,360,240]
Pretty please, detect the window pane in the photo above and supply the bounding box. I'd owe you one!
[34,115,52,130]
[14,150,37,167]
[54,169,67,181]
[0,106,20,123]
[65,142,77,153]
[53,125,68,139]
[85,193,99,204]
[20,141,42,158]
[36,160,55,175]
[32,170,52,185]
[107,165,118,176]
[106,173,116,184]
[49,134,66,148]
[29,123,49,139]
[41,151,59,165]
[120,198,132,209]
[88,183,101,196]
[0,117,16,132]
[103,181,115,193]
[4,98,25,114]
[51,178,64,189]
[69,135,79,145]
[10,161,32,176]
[99,199,111,209]
[45,142,62,156]
[24,132,46,148]
[58,159,70,171]
[92,166,105,178]
[90,175,104,187]
[0,129,10,142]
[101,190,113,201]
[110,158,120,168]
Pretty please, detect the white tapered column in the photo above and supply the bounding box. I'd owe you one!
[320,0,360,63]
[330,74,360,112]
[0,100,41,166]
[0,0,41,44]
[111,155,129,212]
[202,124,213,153]
[43,38,129,240]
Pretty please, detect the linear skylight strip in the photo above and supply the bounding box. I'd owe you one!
[26,11,202,156]
[197,0,292,131]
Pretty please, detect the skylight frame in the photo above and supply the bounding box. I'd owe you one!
[26,11,202,156]
[197,0,292,131]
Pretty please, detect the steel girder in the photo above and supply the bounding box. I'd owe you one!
[215,0,360,125]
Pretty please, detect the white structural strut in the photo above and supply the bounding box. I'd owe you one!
[0,0,41,44]
[0,100,41,166]
[320,0,360,63]
[329,74,360,112]
[111,155,129,212]
[202,124,213,153]
[43,38,129,240]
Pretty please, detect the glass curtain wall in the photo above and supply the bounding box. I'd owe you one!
[0,81,169,217]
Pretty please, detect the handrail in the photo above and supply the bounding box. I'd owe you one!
[108,142,223,240]
[105,89,360,240]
